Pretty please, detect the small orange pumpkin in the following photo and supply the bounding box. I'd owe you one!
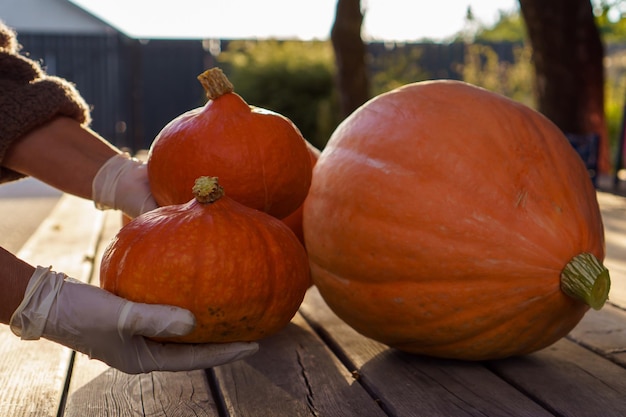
[101,176,311,343]
[147,68,312,219]
[303,80,610,360]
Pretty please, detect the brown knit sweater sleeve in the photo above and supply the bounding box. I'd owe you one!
[0,21,91,183]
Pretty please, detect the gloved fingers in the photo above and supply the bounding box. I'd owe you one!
[139,191,158,215]
[92,153,131,211]
[92,153,157,218]
[120,302,197,339]
[134,340,259,373]
[122,160,157,215]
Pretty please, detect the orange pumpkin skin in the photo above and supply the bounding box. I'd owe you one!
[148,69,312,219]
[281,141,321,243]
[303,80,606,360]
[101,178,311,343]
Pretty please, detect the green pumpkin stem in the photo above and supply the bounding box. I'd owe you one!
[192,176,224,204]
[560,253,610,310]
[197,68,234,100]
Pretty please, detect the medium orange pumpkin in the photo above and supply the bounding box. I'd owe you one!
[101,176,311,343]
[147,67,312,219]
[303,80,610,360]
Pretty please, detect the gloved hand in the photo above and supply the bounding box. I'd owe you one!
[92,153,158,218]
[10,266,258,374]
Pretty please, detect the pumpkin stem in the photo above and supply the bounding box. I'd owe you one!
[192,176,225,204]
[560,253,610,310]
[197,68,234,100]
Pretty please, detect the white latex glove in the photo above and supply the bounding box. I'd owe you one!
[10,266,258,374]
[92,153,158,218]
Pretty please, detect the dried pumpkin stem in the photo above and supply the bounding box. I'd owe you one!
[197,68,234,100]
[192,176,225,204]
[560,253,610,310]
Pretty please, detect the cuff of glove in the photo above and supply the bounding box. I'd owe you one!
[10,266,65,340]
[92,153,134,212]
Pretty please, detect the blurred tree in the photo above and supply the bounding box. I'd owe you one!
[331,0,370,118]
[519,0,610,173]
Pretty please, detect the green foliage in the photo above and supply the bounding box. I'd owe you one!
[593,1,626,154]
[368,45,431,96]
[595,1,626,43]
[461,43,535,108]
[473,11,527,43]
[217,40,338,149]
[604,49,626,153]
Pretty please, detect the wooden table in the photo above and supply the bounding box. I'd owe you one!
[1,193,626,417]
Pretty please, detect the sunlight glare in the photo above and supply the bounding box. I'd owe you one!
[70,0,519,41]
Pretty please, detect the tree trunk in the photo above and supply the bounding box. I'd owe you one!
[519,0,610,174]
[331,0,369,119]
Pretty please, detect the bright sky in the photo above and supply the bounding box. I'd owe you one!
[70,0,519,41]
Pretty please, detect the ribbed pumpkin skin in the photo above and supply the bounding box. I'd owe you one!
[148,92,312,219]
[303,80,605,360]
[101,190,311,343]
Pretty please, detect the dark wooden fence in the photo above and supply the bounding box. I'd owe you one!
[17,32,214,151]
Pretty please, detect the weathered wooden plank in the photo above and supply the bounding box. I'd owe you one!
[16,194,104,279]
[597,191,626,309]
[568,303,626,367]
[64,357,218,417]
[213,312,387,417]
[62,210,221,417]
[299,287,553,417]
[0,195,104,417]
[0,177,61,253]
[0,336,72,417]
[488,339,626,417]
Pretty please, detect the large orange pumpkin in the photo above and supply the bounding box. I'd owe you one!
[147,68,312,219]
[101,176,311,343]
[303,80,610,360]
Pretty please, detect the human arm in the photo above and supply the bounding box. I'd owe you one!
[0,247,35,326]
[3,117,118,200]
[3,117,157,217]
[0,123,256,372]
[10,265,257,374]
[4,258,257,374]
[0,22,258,373]
[0,122,257,372]
[1,21,155,217]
